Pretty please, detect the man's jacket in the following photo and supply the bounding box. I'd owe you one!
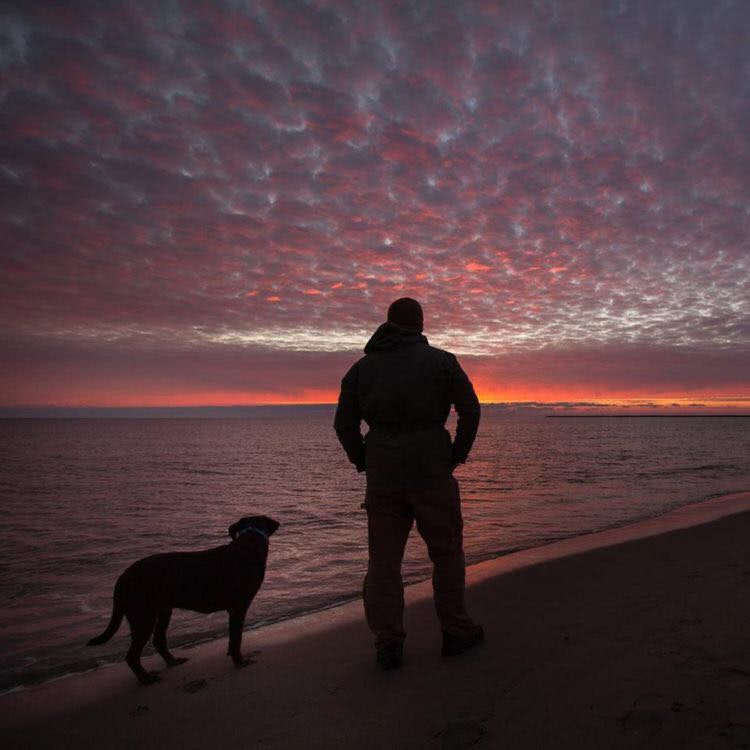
[334,322,481,489]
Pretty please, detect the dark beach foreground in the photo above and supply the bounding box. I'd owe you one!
[2,492,749,749]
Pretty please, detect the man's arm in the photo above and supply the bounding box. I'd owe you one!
[449,354,481,465]
[334,363,366,472]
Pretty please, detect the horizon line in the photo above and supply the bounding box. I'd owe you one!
[1,396,749,410]
[1,401,748,419]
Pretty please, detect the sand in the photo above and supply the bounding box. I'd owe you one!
[2,491,750,749]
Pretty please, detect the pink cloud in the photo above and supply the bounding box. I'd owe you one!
[0,1,748,406]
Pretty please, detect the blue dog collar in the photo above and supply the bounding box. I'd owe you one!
[236,525,268,541]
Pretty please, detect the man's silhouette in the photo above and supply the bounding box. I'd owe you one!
[335,298,483,669]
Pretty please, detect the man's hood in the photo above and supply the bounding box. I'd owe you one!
[364,321,428,354]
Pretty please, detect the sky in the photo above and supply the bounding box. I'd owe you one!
[0,0,748,412]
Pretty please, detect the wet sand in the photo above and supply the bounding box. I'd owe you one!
[2,492,750,749]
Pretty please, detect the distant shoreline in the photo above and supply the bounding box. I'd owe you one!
[546,414,750,418]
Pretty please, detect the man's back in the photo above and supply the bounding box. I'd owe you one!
[334,321,480,489]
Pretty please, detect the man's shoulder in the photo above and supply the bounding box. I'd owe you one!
[423,344,460,366]
[359,342,455,362]
[424,343,455,358]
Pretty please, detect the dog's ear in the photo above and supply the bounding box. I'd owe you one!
[262,516,280,536]
[228,521,241,540]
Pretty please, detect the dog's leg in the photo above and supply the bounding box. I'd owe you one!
[126,611,160,685]
[153,608,188,668]
[227,608,251,667]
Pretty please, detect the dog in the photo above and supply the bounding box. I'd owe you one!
[87,515,280,684]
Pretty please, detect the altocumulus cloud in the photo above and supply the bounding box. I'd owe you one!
[0,0,748,405]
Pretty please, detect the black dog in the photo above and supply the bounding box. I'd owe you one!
[87,515,280,684]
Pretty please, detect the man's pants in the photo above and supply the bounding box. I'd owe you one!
[363,475,478,646]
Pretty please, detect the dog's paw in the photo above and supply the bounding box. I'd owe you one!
[232,655,253,668]
[166,656,189,668]
[140,671,162,685]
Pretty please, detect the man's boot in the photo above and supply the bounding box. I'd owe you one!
[441,625,485,657]
[376,641,404,670]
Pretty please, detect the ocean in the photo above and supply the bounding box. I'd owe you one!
[0,411,748,692]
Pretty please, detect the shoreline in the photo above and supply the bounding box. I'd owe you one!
[2,490,749,745]
[2,488,749,698]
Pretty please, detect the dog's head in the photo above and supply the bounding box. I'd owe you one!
[228,515,281,541]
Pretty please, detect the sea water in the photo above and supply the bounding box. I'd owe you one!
[0,411,747,691]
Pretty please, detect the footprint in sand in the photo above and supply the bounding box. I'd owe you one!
[237,649,262,667]
[619,694,665,738]
[633,693,664,709]
[674,648,716,676]
[721,667,750,689]
[183,678,209,694]
[129,704,150,718]
[619,708,663,738]
[432,716,490,749]
[718,722,750,747]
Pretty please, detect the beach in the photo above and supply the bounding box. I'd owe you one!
[3,491,750,749]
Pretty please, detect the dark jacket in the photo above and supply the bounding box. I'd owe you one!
[334,322,481,489]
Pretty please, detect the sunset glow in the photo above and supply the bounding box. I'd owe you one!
[1,1,748,413]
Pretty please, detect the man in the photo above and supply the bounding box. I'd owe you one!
[334,297,484,670]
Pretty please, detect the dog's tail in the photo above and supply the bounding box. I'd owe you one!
[87,581,125,646]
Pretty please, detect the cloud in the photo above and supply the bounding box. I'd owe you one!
[0,0,748,405]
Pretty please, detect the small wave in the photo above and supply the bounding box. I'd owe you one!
[6,584,33,602]
[637,464,740,479]
[0,654,107,695]
[0,684,25,697]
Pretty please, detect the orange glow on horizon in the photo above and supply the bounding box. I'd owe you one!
[5,384,747,413]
